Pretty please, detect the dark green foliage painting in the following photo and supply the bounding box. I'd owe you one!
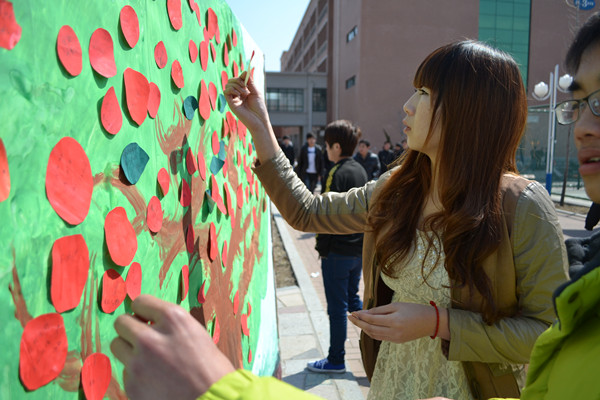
[0,0,278,398]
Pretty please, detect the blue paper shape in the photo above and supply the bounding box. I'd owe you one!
[218,94,227,113]
[183,96,199,120]
[121,142,149,184]
[210,156,225,175]
[204,190,215,212]
[217,141,227,161]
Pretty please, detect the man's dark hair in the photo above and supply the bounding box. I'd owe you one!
[306,132,315,139]
[358,139,370,147]
[324,120,361,157]
[282,135,290,140]
[566,11,600,73]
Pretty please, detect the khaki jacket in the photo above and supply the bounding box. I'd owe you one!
[254,150,568,398]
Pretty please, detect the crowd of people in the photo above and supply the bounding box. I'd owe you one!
[110,12,600,400]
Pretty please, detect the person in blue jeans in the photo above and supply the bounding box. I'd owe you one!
[308,120,368,373]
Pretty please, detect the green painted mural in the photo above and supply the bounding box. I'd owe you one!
[0,0,278,398]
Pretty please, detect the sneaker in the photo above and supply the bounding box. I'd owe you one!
[307,358,346,374]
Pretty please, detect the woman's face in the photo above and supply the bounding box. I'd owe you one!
[402,87,441,162]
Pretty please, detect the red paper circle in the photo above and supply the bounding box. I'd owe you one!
[180,179,191,207]
[207,8,218,39]
[51,234,89,313]
[157,167,170,196]
[147,82,161,119]
[19,313,68,390]
[154,41,168,69]
[233,61,239,78]
[186,225,194,254]
[211,130,219,155]
[56,25,82,76]
[188,40,198,63]
[101,269,127,313]
[209,82,217,111]
[146,196,163,233]
[241,314,249,336]
[126,262,142,300]
[0,138,10,202]
[46,137,93,225]
[233,291,239,315]
[120,5,140,48]
[198,79,211,121]
[236,184,243,209]
[104,206,137,267]
[222,241,228,268]
[210,42,216,62]
[199,41,208,72]
[89,28,116,78]
[232,28,238,47]
[124,68,150,126]
[197,281,206,304]
[223,44,229,67]
[186,148,197,175]
[181,265,189,301]
[167,0,183,30]
[171,60,184,89]
[197,151,206,181]
[81,353,111,400]
[101,86,122,135]
[0,0,21,50]
[208,222,218,261]
[221,71,228,91]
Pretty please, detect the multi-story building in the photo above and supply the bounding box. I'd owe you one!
[269,0,597,192]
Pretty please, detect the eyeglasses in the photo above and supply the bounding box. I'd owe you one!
[555,88,600,125]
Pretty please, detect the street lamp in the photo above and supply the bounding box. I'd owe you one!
[532,64,573,194]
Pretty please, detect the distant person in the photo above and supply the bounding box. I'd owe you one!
[377,140,395,174]
[296,132,323,193]
[280,135,295,166]
[585,202,600,230]
[308,120,368,374]
[353,139,380,180]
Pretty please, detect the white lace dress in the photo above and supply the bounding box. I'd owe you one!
[367,231,474,400]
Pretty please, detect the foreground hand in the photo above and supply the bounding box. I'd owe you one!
[348,301,447,343]
[111,295,235,400]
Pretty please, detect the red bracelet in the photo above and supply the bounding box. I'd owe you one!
[429,300,440,339]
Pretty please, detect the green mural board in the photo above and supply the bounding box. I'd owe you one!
[0,0,278,398]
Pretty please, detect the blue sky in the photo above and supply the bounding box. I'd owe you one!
[225,0,311,71]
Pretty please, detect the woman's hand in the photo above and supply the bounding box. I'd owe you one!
[225,73,279,163]
[348,301,449,343]
[110,295,235,400]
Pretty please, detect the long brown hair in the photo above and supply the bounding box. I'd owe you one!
[369,41,527,323]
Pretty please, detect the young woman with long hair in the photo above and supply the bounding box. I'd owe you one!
[224,41,568,399]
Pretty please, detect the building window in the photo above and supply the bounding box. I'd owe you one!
[478,0,531,86]
[266,88,304,112]
[345,76,356,89]
[346,26,358,42]
[312,88,327,112]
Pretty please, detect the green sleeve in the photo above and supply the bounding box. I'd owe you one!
[199,369,322,400]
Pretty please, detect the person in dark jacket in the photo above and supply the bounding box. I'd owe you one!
[378,140,396,174]
[354,139,381,180]
[279,135,295,166]
[295,133,323,193]
[308,120,368,373]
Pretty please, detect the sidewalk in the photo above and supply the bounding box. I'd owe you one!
[273,200,597,400]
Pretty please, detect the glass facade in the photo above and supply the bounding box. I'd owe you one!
[266,88,304,112]
[312,88,327,112]
[479,0,531,86]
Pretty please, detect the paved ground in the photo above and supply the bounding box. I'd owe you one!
[273,197,598,400]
